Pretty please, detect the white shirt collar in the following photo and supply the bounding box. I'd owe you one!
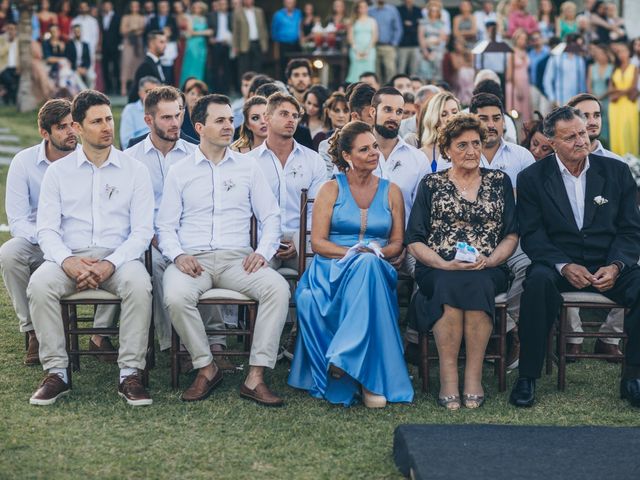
[195,146,236,166]
[591,140,606,156]
[76,146,121,168]
[255,139,304,160]
[147,52,160,63]
[555,154,589,177]
[142,134,189,155]
[37,140,51,165]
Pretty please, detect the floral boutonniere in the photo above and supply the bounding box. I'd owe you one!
[392,160,402,171]
[291,165,303,178]
[105,184,119,199]
[593,195,608,206]
[496,163,507,171]
[223,179,236,191]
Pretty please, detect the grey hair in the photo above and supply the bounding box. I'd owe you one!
[138,75,162,90]
[415,84,441,104]
[474,69,501,87]
[543,106,586,138]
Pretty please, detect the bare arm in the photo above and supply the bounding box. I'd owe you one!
[380,183,405,260]
[486,233,519,267]
[310,181,350,259]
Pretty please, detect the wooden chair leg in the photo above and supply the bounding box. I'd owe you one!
[498,307,507,393]
[558,308,567,391]
[61,305,72,389]
[146,321,155,370]
[248,304,257,350]
[546,322,554,375]
[70,305,81,372]
[419,333,429,394]
[170,327,180,389]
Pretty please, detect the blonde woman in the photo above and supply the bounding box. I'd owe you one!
[231,96,268,153]
[419,92,461,172]
[556,1,578,40]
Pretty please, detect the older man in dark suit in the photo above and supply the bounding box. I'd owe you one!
[128,30,167,103]
[510,106,640,408]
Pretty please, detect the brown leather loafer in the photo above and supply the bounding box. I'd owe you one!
[30,373,70,405]
[89,336,118,363]
[594,339,623,363]
[118,373,153,406]
[24,331,40,366]
[240,382,284,407]
[181,366,223,402]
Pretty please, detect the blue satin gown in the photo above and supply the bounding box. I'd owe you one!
[288,174,414,406]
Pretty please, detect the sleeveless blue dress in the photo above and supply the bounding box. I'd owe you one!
[288,174,414,406]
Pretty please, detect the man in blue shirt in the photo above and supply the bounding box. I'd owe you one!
[271,0,302,79]
[120,76,161,149]
[369,0,403,84]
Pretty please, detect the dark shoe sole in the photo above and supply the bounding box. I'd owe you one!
[239,390,284,407]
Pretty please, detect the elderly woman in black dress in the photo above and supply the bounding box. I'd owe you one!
[405,114,518,410]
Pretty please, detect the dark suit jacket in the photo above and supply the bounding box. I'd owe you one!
[207,10,233,44]
[128,54,165,103]
[517,153,640,270]
[100,13,121,53]
[63,40,90,71]
[127,131,198,149]
[145,15,178,41]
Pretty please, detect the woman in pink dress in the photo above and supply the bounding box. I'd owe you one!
[173,1,189,87]
[506,29,531,122]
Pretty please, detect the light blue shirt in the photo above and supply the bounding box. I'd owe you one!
[543,53,587,105]
[119,100,149,150]
[528,46,549,81]
[271,8,302,44]
[369,4,403,46]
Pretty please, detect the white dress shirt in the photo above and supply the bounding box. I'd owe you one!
[37,147,154,268]
[102,11,114,31]
[244,8,259,41]
[157,148,281,262]
[5,141,78,244]
[246,140,327,234]
[436,139,534,188]
[216,12,231,43]
[592,140,624,162]
[7,38,17,68]
[374,136,431,219]
[554,155,590,273]
[125,135,196,230]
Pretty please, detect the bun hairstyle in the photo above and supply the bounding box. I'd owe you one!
[327,120,373,172]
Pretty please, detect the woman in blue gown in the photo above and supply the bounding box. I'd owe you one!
[288,121,414,408]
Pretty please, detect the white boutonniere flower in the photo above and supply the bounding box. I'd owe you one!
[223,180,236,191]
[392,160,402,171]
[105,184,118,199]
[291,165,303,178]
[593,195,608,206]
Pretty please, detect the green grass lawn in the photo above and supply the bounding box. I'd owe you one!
[0,106,639,480]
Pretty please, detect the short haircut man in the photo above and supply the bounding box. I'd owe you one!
[348,83,376,124]
[27,90,155,406]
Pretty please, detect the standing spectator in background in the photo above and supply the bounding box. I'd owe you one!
[537,0,556,42]
[543,34,586,107]
[606,3,626,44]
[422,0,451,36]
[128,30,167,103]
[418,1,448,83]
[145,1,178,42]
[179,1,212,85]
[100,1,121,96]
[37,0,57,40]
[57,1,73,42]
[160,24,178,88]
[327,0,351,44]
[475,1,497,42]
[506,29,531,122]
[207,0,233,95]
[346,1,378,84]
[557,1,579,41]
[173,1,189,87]
[507,0,537,38]
[121,76,161,149]
[397,0,422,77]
[300,3,316,46]
[452,0,477,49]
[609,41,639,157]
[64,24,91,83]
[0,21,18,105]
[444,37,474,105]
[301,84,330,150]
[72,1,99,84]
[233,0,269,83]
[631,38,640,69]
[587,42,613,147]
[369,0,402,84]
[120,1,145,97]
[271,0,302,80]
[142,1,156,29]
[527,31,549,86]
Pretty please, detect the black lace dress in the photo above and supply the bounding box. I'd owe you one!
[405,169,517,330]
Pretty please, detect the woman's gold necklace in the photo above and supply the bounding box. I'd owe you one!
[450,172,479,196]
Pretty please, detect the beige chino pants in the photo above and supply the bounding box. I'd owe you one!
[27,248,152,371]
[163,248,290,370]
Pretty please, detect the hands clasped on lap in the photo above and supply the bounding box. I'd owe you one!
[561,263,620,292]
[62,257,115,291]
[175,252,270,278]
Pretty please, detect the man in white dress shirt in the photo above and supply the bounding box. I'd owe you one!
[562,93,626,359]
[158,94,290,405]
[27,91,155,407]
[246,92,327,360]
[125,86,196,353]
[0,99,115,366]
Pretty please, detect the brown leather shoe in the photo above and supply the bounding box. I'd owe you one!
[30,373,70,405]
[181,365,223,402]
[89,336,117,363]
[594,339,623,363]
[24,331,40,366]
[118,373,153,406]
[566,343,582,362]
[210,345,237,373]
[240,382,284,407]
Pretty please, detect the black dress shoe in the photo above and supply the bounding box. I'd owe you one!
[620,378,640,407]
[509,377,536,408]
